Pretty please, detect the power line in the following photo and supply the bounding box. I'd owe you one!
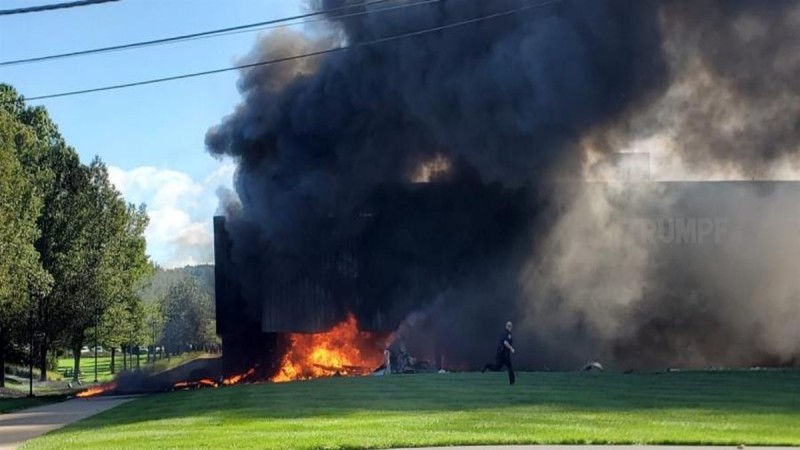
[0,0,401,67]
[18,0,562,102]
[0,0,119,16]
[89,0,446,58]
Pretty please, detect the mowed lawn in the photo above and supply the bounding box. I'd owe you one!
[56,353,205,383]
[57,356,119,382]
[23,370,800,449]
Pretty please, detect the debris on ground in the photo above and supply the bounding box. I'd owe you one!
[582,361,604,372]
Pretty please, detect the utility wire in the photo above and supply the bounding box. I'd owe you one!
[18,0,562,102]
[0,0,119,16]
[80,0,447,58]
[0,0,397,67]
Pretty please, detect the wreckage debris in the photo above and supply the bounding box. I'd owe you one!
[582,361,604,372]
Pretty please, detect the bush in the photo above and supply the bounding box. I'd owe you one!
[4,363,38,379]
[4,363,62,381]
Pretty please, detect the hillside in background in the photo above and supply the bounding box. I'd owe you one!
[139,265,215,305]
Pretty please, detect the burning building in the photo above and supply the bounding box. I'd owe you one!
[214,178,800,375]
[214,178,532,378]
[209,0,800,377]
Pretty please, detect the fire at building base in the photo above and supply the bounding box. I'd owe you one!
[212,178,800,380]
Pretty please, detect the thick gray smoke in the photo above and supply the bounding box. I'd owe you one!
[525,0,800,369]
[525,182,800,369]
[588,0,800,178]
[207,0,800,371]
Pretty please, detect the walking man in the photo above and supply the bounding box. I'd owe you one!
[482,320,515,385]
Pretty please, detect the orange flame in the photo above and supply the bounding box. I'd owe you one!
[270,314,388,383]
[169,315,388,388]
[173,378,220,390]
[223,368,255,385]
[198,378,218,388]
[76,381,117,398]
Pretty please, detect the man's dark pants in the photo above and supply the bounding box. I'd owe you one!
[483,351,515,385]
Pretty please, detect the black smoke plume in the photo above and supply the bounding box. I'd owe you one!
[207,0,800,370]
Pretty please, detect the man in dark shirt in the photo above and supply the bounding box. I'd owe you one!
[482,321,515,385]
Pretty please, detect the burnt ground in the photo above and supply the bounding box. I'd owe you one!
[104,355,224,396]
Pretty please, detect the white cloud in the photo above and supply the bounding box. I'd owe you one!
[108,162,236,269]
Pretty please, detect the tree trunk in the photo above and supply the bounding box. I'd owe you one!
[0,329,6,388]
[72,346,81,382]
[110,348,116,374]
[39,333,48,382]
[136,347,140,368]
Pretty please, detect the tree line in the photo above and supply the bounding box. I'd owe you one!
[0,85,217,386]
[140,265,218,361]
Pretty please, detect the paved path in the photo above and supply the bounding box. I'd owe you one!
[0,396,136,450]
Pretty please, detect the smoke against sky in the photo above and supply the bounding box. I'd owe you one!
[109,162,235,268]
[207,0,800,370]
[586,0,800,181]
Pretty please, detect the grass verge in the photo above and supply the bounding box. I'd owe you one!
[22,370,800,449]
[56,352,207,383]
[0,396,64,414]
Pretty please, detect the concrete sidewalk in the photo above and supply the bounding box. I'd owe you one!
[0,396,136,450]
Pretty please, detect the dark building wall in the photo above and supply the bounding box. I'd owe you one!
[214,180,531,336]
[214,216,280,374]
[213,216,231,336]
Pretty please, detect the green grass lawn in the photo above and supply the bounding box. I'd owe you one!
[21,369,800,449]
[56,356,119,382]
[149,353,207,374]
[56,352,207,383]
[0,396,63,414]
[0,353,210,403]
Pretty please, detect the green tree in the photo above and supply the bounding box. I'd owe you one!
[121,298,149,370]
[0,108,50,387]
[142,301,164,363]
[53,159,109,381]
[65,160,152,380]
[1,85,152,381]
[97,300,129,375]
[97,296,147,372]
[137,264,216,358]
[94,202,153,374]
[161,279,215,355]
[2,85,92,380]
[37,152,94,380]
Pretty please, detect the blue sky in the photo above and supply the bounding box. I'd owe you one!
[0,0,303,268]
